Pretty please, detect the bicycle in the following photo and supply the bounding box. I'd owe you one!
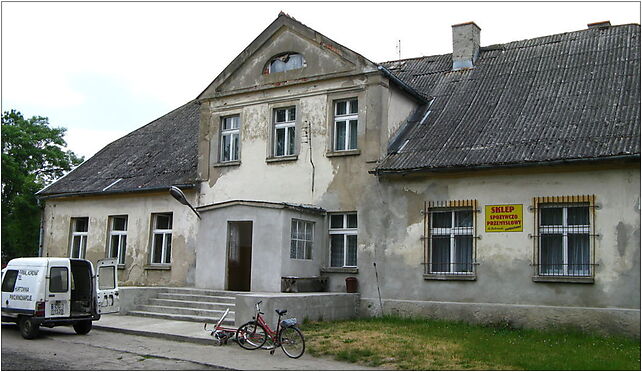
[235,301,305,359]
[204,308,237,346]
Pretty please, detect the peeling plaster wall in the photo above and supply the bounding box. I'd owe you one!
[199,74,391,208]
[41,192,199,286]
[195,36,641,335]
[354,164,641,336]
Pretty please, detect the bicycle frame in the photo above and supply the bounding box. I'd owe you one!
[237,301,305,358]
[252,303,283,349]
[204,308,237,345]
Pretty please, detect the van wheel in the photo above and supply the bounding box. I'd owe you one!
[73,320,92,335]
[19,316,40,339]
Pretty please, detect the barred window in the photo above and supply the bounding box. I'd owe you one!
[534,195,595,278]
[424,201,477,276]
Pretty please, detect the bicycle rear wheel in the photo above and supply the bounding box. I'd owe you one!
[279,326,305,358]
[236,321,267,350]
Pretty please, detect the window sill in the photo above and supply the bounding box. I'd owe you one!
[144,265,171,270]
[213,160,241,168]
[532,276,594,284]
[266,155,298,163]
[423,274,476,281]
[321,267,359,274]
[326,149,361,158]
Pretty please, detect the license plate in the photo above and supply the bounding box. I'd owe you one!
[51,301,65,315]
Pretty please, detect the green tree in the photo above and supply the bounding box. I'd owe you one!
[2,110,83,261]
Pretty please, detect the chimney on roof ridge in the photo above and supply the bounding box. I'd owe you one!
[452,22,481,71]
[587,20,611,29]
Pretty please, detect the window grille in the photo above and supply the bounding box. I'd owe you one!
[422,200,478,276]
[531,195,597,278]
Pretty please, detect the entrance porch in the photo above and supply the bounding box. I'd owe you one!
[194,200,327,293]
[118,287,359,327]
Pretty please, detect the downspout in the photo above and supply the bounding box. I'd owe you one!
[37,198,45,257]
[307,120,315,194]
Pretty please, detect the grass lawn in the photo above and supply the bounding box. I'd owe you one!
[301,316,640,370]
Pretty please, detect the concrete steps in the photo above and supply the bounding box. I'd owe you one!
[128,288,238,325]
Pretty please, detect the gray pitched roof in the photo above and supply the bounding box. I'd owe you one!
[375,24,641,174]
[38,101,200,197]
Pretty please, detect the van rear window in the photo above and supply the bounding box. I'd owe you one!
[1,270,18,292]
[98,266,115,290]
[49,267,68,293]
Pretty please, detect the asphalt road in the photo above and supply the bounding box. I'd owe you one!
[1,323,230,370]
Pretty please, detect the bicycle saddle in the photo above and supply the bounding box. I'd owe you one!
[275,309,287,316]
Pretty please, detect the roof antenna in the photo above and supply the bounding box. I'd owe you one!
[396,40,401,59]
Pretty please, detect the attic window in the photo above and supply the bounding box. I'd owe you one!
[266,53,306,74]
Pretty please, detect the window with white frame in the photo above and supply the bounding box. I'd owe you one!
[329,213,358,267]
[274,107,296,157]
[267,53,305,73]
[333,98,358,151]
[151,213,173,264]
[70,217,89,259]
[427,208,474,274]
[290,219,313,260]
[220,115,240,162]
[537,203,592,277]
[107,215,127,265]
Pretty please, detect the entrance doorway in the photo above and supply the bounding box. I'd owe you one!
[226,221,253,291]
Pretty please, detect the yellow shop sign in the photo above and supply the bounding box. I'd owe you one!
[485,204,523,232]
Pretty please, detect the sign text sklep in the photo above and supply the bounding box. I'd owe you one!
[485,204,523,232]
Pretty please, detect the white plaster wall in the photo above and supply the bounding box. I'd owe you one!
[199,75,386,209]
[279,209,325,278]
[195,204,326,291]
[195,205,284,292]
[352,165,640,312]
[387,84,418,139]
[41,192,200,286]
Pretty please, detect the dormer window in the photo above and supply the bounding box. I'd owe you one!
[266,53,305,74]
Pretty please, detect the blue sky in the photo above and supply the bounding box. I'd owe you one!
[2,2,639,159]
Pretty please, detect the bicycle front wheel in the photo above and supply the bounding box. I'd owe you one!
[279,326,305,358]
[236,321,267,350]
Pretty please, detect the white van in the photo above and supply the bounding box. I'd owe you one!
[1,257,119,339]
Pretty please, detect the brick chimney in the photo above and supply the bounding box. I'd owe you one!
[587,21,611,29]
[452,22,481,70]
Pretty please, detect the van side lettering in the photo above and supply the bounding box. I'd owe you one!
[9,294,32,301]
[14,286,30,293]
[18,269,39,276]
